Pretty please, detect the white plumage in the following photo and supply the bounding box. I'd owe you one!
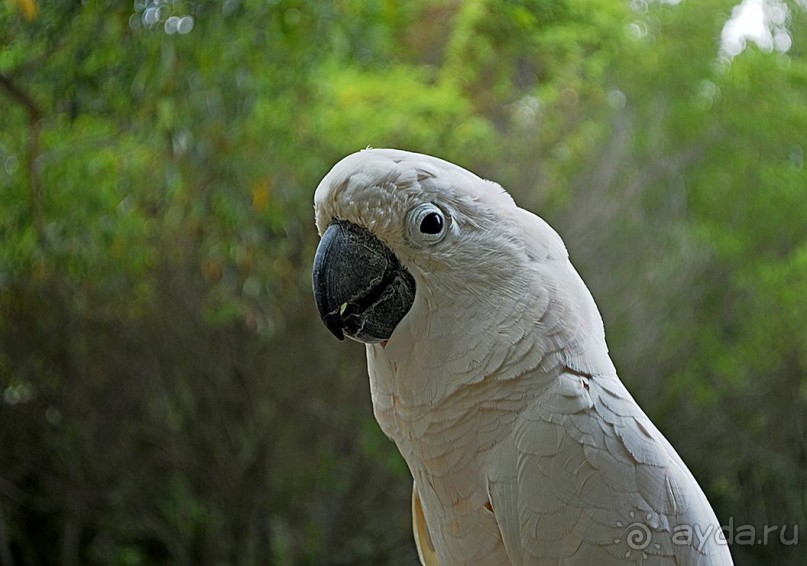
[313,149,733,565]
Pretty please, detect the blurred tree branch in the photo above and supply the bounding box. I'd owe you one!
[0,73,44,241]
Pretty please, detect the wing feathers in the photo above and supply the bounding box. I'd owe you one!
[413,483,439,566]
[490,368,732,564]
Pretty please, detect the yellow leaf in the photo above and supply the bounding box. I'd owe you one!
[8,0,39,20]
[251,178,271,213]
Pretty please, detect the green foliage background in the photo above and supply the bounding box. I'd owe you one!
[0,0,805,563]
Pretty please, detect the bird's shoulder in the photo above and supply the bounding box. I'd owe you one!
[486,367,732,564]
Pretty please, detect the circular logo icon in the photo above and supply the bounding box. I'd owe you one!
[624,521,652,551]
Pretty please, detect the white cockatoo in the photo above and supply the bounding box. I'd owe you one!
[312,148,732,565]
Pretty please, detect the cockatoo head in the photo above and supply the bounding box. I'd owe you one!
[312,148,567,346]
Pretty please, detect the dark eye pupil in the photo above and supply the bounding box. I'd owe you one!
[420,212,443,235]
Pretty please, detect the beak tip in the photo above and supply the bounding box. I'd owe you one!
[322,312,345,341]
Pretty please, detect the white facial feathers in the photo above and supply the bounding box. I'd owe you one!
[313,148,567,268]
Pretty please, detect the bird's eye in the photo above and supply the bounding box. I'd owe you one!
[406,203,449,246]
[420,212,443,235]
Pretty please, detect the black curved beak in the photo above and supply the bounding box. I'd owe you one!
[312,220,415,343]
